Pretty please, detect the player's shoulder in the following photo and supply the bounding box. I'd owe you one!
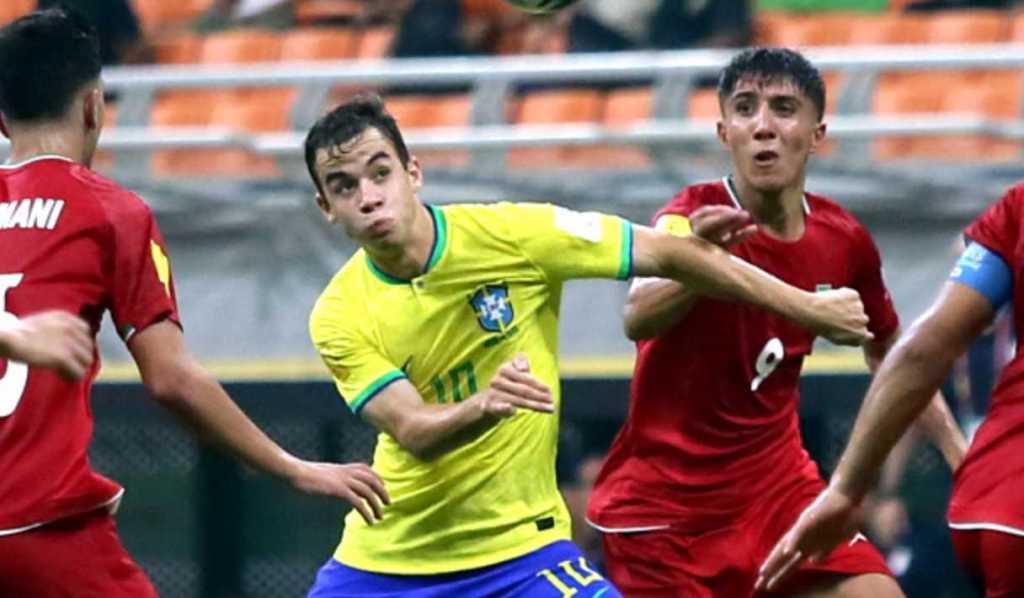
[310,254,366,337]
[659,179,732,216]
[70,164,154,222]
[805,191,868,233]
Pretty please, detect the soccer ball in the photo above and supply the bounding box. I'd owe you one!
[505,0,579,14]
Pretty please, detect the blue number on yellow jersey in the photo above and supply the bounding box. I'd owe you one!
[309,202,632,574]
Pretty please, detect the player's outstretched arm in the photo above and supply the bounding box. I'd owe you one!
[756,281,993,591]
[864,332,968,471]
[624,205,757,340]
[128,321,390,525]
[630,225,871,345]
[361,354,553,461]
[0,310,94,379]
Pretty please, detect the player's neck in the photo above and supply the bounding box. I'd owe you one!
[729,176,805,241]
[365,203,435,280]
[6,127,85,166]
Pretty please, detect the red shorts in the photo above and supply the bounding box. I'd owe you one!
[951,527,1024,597]
[0,508,157,598]
[602,476,892,597]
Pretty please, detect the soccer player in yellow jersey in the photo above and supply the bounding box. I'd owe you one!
[302,93,872,597]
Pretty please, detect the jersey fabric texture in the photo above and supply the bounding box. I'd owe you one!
[0,156,180,534]
[951,182,1024,535]
[310,202,632,574]
[306,540,619,598]
[589,178,899,533]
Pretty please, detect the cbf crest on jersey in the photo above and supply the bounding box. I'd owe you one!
[470,284,514,333]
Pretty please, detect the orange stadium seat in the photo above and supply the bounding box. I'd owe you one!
[384,95,473,166]
[925,10,1009,44]
[150,91,217,176]
[846,13,930,45]
[199,29,282,64]
[938,72,1023,161]
[688,88,720,121]
[871,74,945,159]
[604,87,654,126]
[1011,12,1024,42]
[152,33,203,64]
[358,26,396,59]
[280,28,361,61]
[0,0,34,25]
[294,0,363,25]
[509,89,604,168]
[759,13,854,48]
[133,0,213,32]
[205,96,291,176]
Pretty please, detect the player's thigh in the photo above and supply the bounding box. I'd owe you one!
[787,572,905,598]
[602,528,750,598]
[952,528,1024,597]
[0,510,157,598]
[513,541,619,597]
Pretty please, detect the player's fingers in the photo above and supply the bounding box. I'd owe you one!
[494,368,551,396]
[492,389,552,414]
[348,489,379,525]
[723,224,758,247]
[512,353,529,372]
[764,549,804,592]
[490,377,552,405]
[350,479,386,521]
[351,466,390,505]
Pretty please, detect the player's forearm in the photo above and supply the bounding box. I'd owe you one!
[919,393,968,471]
[391,396,498,461]
[833,333,958,499]
[151,363,302,482]
[637,232,818,328]
[623,279,696,340]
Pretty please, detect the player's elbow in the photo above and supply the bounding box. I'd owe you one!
[142,357,208,407]
[622,306,652,341]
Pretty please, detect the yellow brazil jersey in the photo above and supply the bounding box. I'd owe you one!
[309,202,633,574]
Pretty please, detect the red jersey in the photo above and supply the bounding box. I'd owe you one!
[950,182,1024,532]
[588,178,899,532]
[0,156,179,533]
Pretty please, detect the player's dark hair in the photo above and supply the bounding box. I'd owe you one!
[718,47,826,121]
[304,93,412,195]
[0,8,102,123]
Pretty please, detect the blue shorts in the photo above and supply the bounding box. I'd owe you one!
[307,540,620,598]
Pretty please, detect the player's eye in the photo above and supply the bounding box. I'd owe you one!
[372,168,390,181]
[734,101,754,116]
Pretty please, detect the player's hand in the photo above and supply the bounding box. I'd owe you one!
[2,311,93,379]
[289,461,390,525]
[756,485,862,592]
[690,205,757,248]
[808,288,873,346]
[480,353,554,418]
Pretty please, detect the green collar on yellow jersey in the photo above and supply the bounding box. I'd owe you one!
[366,204,449,285]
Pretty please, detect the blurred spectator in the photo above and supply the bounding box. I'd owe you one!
[903,0,1013,11]
[194,0,294,32]
[37,0,149,64]
[392,0,496,58]
[757,0,888,10]
[565,0,752,53]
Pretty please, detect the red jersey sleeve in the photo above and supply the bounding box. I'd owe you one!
[965,186,1021,261]
[850,222,899,342]
[107,196,180,341]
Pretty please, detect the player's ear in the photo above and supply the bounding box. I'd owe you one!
[716,120,728,147]
[315,193,334,223]
[83,87,103,131]
[809,121,827,154]
[407,156,423,192]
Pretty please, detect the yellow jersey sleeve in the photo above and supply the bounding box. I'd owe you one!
[310,289,405,414]
[498,202,633,281]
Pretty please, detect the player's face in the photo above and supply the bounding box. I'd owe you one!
[716,76,825,194]
[81,85,105,168]
[313,127,423,249]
